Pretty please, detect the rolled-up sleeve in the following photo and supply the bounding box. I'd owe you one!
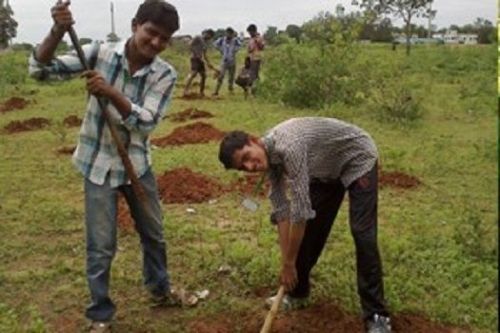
[122,70,176,135]
[28,41,99,81]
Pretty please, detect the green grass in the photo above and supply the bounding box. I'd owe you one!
[0,44,497,332]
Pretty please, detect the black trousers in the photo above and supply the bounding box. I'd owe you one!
[289,164,388,319]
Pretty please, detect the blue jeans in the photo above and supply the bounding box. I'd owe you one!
[84,169,170,321]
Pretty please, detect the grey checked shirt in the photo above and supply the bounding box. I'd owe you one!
[263,117,378,224]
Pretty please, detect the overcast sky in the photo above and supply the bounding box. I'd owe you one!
[9,0,497,44]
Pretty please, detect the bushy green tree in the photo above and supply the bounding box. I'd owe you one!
[0,0,17,49]
[302,11,363,45]
[474,18,495,44]
[285,24,302,43]
[263,26,279,45]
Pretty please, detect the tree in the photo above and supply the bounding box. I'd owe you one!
[474,18,495,44]
[79,37,93,46]
[0,0,17,49]
[372,17,393,42]
[354,0,435,55]
[106,32,120,43]
[285,24,302,43]
[263,26,278,45]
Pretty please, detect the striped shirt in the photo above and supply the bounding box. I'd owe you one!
[262,117,378,224]
[29,40,177,187]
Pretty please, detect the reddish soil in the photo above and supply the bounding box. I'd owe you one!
[116,193,135,233]
[151,122,225,147]
[56,145,76,155]
[63,115,82,127]
[188,302,467,333]
[179,92,206,100]
[168,107,214,122]
[379,170,421,189]
[156,167,226,204]
[0,97,29,113]
[4,117,51,133]
[229,174,270,197]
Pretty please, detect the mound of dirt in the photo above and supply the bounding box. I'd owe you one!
[188,302,464,333]
[4,117,50,133]
[379,170,421,189]
[156,167,226,204]
[151,122,225,147]
[63,115,82,127]
[0,97,29,113]
[168,108,214,122]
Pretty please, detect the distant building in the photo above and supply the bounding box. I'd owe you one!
[432,30,478,45]
[392,30,478,45]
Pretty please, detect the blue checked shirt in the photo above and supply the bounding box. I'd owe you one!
[213,37,242,65]
[29,40,177,187]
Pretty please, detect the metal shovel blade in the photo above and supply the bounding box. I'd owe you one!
[241,197,259,212]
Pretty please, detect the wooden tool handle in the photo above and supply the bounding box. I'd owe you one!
[260,286,285,333]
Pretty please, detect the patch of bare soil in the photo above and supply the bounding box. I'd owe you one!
[178,92,206,100]
[168,107,214,122]
[4,117,51,133]
[229,174,269,197]
[156,167,226,204]
[379,170,421,189]
[117,193,135,233]
[56,145,76,155]
[63,115,82,127]
[188,302,468,333]
[151,122,225,147]
[0,97,29,113]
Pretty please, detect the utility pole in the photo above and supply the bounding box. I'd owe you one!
[110,1,116,35]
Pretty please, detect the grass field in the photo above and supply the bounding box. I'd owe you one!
[0,43,497,332]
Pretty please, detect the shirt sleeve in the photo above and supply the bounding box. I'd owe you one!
[234,38,241,50]
[122,69,177,135]
[282,141,316,224]
[268,166,291,224]
[213,38,222,51]
[28,41,100,81]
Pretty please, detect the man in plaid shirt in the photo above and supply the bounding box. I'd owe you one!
[29,1,179,331]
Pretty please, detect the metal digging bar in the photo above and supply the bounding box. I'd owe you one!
[66,26,152,216]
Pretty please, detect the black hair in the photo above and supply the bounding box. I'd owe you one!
[219,131,250,169]
[226,27,235,34]
[203,29,215,37]
[134,0,179,33]
[246,24,257,33]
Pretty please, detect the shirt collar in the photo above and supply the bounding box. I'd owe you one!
[114,39,162,76]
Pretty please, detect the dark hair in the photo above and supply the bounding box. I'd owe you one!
[203,29,215,37]
[219,131,250,169]
[226,27,235,34]
[246,24,257,33]
[134,0,179,33]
